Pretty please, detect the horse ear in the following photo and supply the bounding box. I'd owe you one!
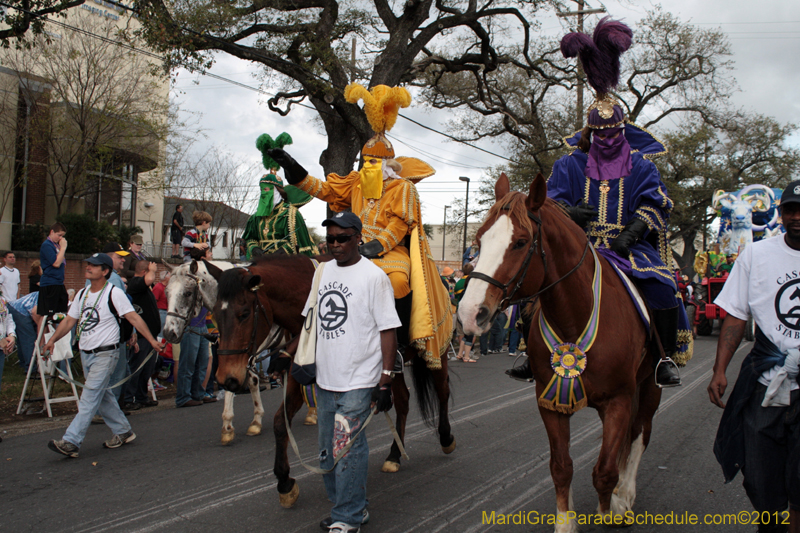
[202,259,223,281]
[495,173,510,201]
[525,173,547,211]
[190,260,198,275]
[246,275,262,291]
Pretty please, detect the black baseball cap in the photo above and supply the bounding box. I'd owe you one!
[85,253,115,269]
[781,180,800,207]
[322,212,362,232]
[102,242,130,256]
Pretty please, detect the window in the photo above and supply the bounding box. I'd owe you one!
[84,162,137,227]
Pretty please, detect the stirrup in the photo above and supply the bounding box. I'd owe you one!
[655,357,681,389]
[393,349,405,374]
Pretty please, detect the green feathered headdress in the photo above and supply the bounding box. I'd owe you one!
[256,132,293,170]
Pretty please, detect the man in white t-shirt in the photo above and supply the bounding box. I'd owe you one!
[42,253,164,458]
[709,180,800,533]
[304,212,400,533]
[0,251,20,302]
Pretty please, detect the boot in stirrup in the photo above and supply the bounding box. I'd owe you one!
[655,357,681,388]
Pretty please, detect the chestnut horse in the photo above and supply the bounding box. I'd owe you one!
[458,174,662,533]
[212,254,455,508]
[161,259,266,445]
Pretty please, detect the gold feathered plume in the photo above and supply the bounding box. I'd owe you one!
[344,84,411,134]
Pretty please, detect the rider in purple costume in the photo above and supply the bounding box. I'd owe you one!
[509,18,691,387]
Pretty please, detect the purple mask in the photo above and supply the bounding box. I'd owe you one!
[585,127,632,181]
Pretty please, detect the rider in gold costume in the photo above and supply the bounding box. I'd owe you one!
[268,85,453,369]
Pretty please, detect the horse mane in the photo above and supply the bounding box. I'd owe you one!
[482,192,570,239]
[217,253,329,302]
[217,268,247,301]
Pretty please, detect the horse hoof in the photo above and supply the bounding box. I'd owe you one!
[221,431,235,445]
[381,461,400,473]
[442,436,456,454]
[279,482,300,508]
[246,423,262,436]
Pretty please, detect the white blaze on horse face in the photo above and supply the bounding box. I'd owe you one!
[457,214,515,335]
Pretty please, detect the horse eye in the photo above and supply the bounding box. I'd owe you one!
[238,311,250,321]
[513,239,528,250]
[184,291,192,298]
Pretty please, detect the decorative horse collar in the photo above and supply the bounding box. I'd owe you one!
[538,245,601,414]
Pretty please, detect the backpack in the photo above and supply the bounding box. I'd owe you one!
[75,286,139,344]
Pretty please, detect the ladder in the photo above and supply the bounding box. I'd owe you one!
[16,316,80,417]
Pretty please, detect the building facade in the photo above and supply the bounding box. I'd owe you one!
[0,4,168,250]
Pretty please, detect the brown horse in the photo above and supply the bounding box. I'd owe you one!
[458,174,662,532]
[212,253,456,508]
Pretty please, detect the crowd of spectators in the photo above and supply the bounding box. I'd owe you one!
[0,209,227,450]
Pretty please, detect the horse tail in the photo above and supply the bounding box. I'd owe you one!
[411,354,438,427]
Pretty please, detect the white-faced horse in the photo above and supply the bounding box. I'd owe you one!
[161,259,267,445]
[459,174,663,533]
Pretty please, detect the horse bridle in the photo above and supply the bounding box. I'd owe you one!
[467,205,590,311]
[166,272,204,337]
[215,267,280,372]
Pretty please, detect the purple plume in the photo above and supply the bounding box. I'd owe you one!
[560,17,633,95]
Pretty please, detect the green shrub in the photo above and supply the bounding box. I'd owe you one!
[11,223,48,252]
[55,213,118,254]
[117,224,143,248]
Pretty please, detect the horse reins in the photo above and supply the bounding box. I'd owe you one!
[165,271,203,337]
[468,205,591,311]
[215,267,283,374]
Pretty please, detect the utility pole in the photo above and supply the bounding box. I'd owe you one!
[557,1,606,131]
[459,177,470,257]
[442,205,450,261]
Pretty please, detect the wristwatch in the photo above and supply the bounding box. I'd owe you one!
[381,369,396,378]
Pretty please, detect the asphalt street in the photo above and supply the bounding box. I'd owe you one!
[0,334,766,533]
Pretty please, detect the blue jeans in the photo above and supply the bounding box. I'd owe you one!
[8,306,35,371]
[177,326,208,406]
[159,309,167,332]
[508,328,521,354]
[317,387,372,527]
[63,348,132,447]
[109,343,129,401]
[489,313,507,351]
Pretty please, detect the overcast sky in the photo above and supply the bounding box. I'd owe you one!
[170,0,800,233]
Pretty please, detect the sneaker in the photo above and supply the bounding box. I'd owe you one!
[327,522,359,533]
[48,439,79,458]
[320,509,369,530]
[123,402,142,411]
[203,393,217,403]
[508,351,516,357]
[103,430,136,449]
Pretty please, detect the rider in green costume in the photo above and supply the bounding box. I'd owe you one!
[242,133,318,259]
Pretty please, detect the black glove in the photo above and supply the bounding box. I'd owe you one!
[371,383,393,413]
[266,149,308,185]
[609,218,648,258]
[203,333,219,343]
[267,353,292,375]
[566,202,598,228]
[359,240,384,258]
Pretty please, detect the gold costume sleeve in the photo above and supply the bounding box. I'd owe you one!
[374,180,418,254]
[296,172,359,213]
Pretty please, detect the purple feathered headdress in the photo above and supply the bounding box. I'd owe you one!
[561,17,633,128]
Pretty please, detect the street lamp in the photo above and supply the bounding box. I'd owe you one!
[459,176,470,258]
[442,205,451,260]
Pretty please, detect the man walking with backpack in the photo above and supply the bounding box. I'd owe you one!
[43,253,163,458]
